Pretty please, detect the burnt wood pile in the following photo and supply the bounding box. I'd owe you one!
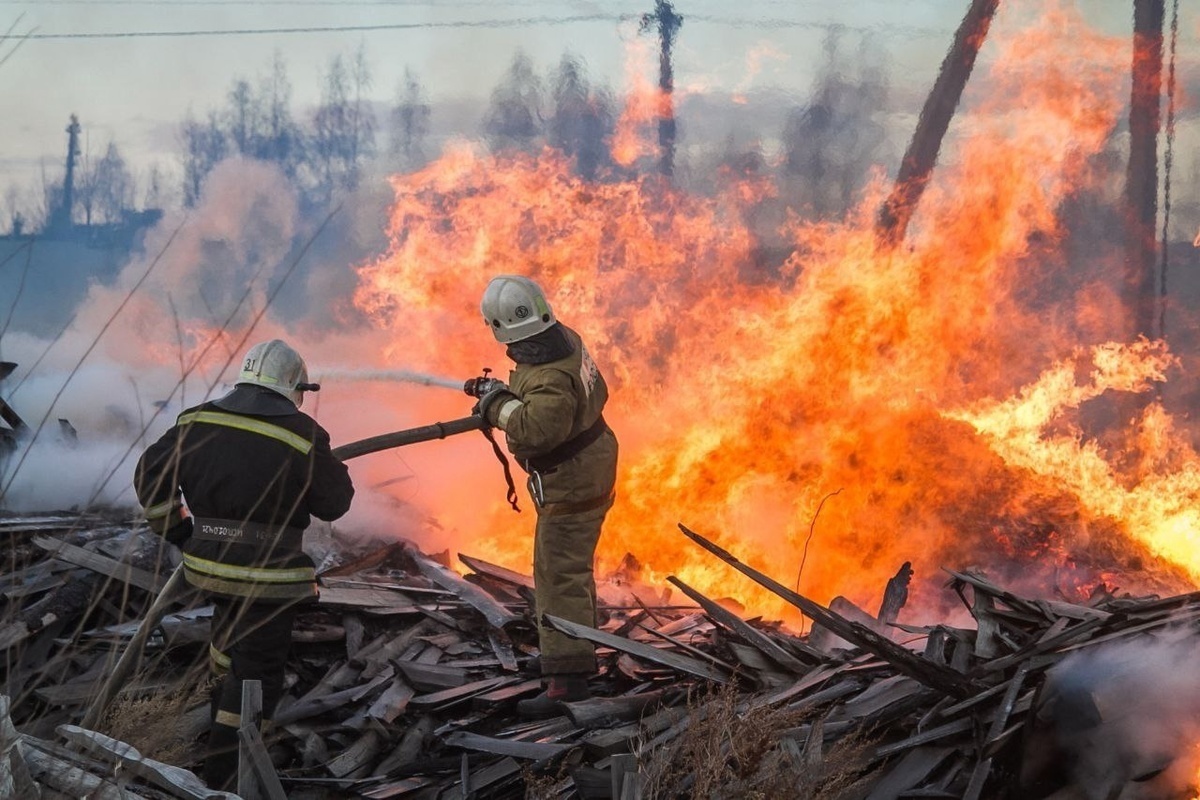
[0,512,1197,799]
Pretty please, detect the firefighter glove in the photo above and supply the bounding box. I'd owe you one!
[160,516,194,547]
[475,387,519,428]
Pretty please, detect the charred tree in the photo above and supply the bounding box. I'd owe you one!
[1125,0,1164,341]
[390,66,432,169]
[875,0,999,249]
[549,55,615,180]
[482,51,545,154]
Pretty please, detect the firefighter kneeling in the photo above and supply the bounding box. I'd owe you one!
[468,275,619,718]
[135,339,354,789]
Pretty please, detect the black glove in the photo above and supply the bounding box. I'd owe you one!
[475,387,518,427]
[464,376,507,398]
[160,516,194,547]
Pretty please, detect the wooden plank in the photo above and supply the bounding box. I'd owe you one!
[21,744,138,800]
[475,678,543,705]
[786,680,863,716]
[0,515,92,534]
[611,753,638,800]
[678,524,977,698]
[360,623,432,678]
[751,663,841,710]
[1037,599,1111,622]
[980,616,1108,673]
[30,535,166,593]
[458,553,535,590]
[544,615,731,683]
[238,680,265,800]
[360,776,438,799]
[1056,607,1200,655]
[836,675,923,720]
[935,681,1009,721]
[56,725,231,800]
[408,676,512,711]
[962,756,992,800]
[865,746,956,800]
[872,718,973,760]
[666,576,813,673]
[564,692,666,729]
[366,678,414,724]
[326,730,382,779]
[273,673,392,725]
[442,731,572,760]
[460,756,522,794]
[971,591,1000,658]
[488,629,519,672]
[316,542,406,578]
[634,622,737,672]
[3,572,66,599]
[0,696,39,800]
[395,661,468,692]
[944,569,1044,617]
[371,716,435,778]
[411,550,522,629]
[317,585,415,608]
[878,562,913,625]
[238,681,287,800]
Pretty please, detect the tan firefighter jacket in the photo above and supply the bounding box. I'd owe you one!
[490,325,618,510]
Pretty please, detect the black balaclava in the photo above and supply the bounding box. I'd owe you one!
[507,322,575,365]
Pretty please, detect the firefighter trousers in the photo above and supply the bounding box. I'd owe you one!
[202,596,298,790]
[533,496,614,675]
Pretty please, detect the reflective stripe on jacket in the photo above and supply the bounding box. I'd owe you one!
[134,396,354,601]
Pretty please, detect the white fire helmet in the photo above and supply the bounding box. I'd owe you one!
[236,339,311,407]
[480,275,556,344]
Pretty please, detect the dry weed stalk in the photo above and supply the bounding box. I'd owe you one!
[101,669,212,767]
[638,683,876,799]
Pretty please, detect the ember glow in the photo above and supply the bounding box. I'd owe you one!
[353,4,1197,620]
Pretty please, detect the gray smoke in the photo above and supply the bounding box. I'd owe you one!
[1022,629,1200,797]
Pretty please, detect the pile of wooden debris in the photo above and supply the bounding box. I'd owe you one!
[1,512,1198,799]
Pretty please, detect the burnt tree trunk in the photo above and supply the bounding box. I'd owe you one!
[876,0,1000,249]
[1125,0,1164,341]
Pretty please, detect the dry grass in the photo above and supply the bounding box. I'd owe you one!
[638,683,877,799]
[101,668,212,767]
[521,761,567,799]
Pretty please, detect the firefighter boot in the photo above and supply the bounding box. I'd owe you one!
[516,673,590,719]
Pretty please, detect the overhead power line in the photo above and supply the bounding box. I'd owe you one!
[8,15,624,40]
[0,13,953,41]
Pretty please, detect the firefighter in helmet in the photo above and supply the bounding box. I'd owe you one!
[134,339,354,789]
[467,275,619,718]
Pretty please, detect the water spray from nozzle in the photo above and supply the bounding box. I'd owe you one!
[312,368,464,391]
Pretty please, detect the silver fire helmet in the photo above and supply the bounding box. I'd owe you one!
[236,339,313,407]
[480,275,556,344]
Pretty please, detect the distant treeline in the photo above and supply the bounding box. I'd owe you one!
[4,32,893,235]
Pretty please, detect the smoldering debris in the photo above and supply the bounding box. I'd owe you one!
[2,513,1200,798]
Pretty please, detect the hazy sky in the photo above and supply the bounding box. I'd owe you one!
[0,1,1175,194]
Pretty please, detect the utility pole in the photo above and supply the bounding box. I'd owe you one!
[49,114,81,233]
[875,0,999,249]
[640,0,682,178]
[1125,0,1164,341]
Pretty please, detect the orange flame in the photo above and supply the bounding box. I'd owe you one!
[353,4,1195,619]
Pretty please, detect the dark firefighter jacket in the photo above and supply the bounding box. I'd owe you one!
[134,387,354,601]
[492,324,618,510]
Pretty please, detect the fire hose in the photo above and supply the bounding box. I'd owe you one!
[81,413,516,731]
